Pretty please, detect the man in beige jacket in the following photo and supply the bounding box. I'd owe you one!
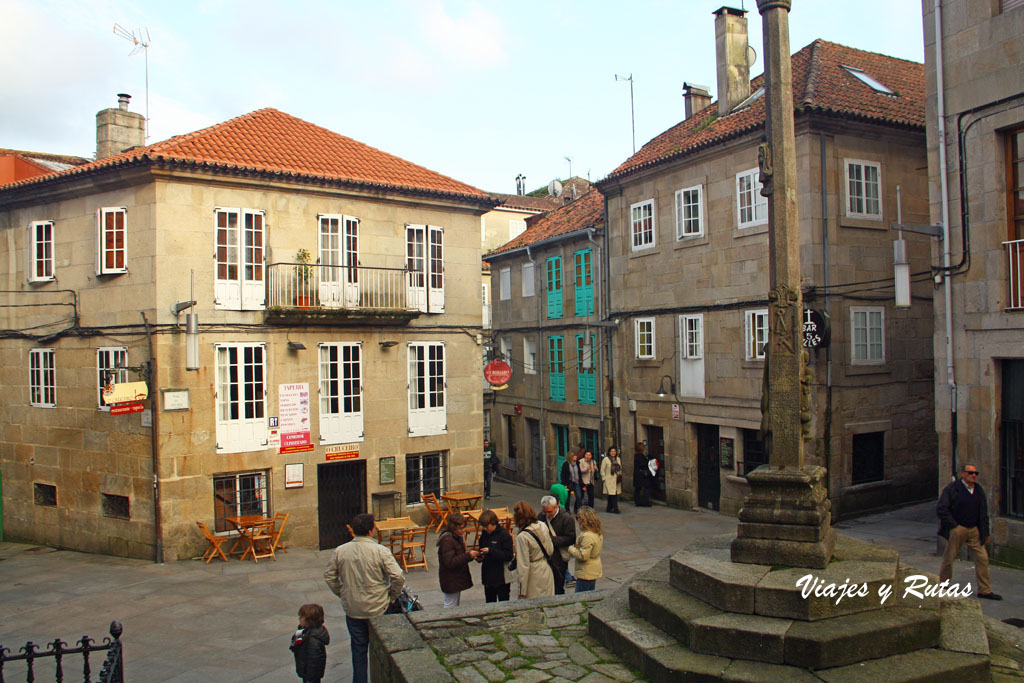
[324,513,405,683]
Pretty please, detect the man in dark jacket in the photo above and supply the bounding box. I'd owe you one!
[633,442,652,507]
[541,494,576,594]
[937,463,1001,600]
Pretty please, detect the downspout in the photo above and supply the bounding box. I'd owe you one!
[586,228,605,457]
[526,245,547,489]
[141,312,163,564]
[602,195,618,454]
[819,131,833,509]
[934,0,957,479]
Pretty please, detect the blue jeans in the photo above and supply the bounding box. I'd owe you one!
[575,578,597,592]
[346,616,370,683]
[571,482,583,511]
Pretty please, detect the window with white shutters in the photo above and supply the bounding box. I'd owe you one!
[30,348,56,407]
[28,221,55,282]
[408,342,446,436]
[406,225,445,313]
[214,208,265,310]
[215,343,268,453]
[736,169,767,228]
[319,214,359,308]
[96,208,127,275]
[679,314,705,397]
[745,310,768,360]
[96,347,127,410]
[319,342,363,443]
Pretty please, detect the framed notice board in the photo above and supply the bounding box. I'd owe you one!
[719,437,734,469]
[379,456,396,485]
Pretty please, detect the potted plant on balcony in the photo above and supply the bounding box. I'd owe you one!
[294,248,314,308]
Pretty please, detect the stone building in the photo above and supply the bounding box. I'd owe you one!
[485,189,605,487]
[922,0,1024,564]
[0,98,493,559]
[593,9,937,516]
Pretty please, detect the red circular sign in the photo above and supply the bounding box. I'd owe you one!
[484,358,513,386]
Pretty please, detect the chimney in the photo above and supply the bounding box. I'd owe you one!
[714,6,751,117]
[682,82,712,120]
[96,93,146,159]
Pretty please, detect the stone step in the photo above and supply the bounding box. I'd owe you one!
[814,648,990,682]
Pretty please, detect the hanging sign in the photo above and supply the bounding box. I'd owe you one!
[802,309,831,349]
[279,383,312,454]
[102,381,149,405]
[110,401,145,415]
[484,358,513,387]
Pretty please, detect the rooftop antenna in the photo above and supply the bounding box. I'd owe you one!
[564,156,573,180]
[615,73,636,154]
[113,23,152,139]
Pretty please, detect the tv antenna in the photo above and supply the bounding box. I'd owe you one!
[113,23,152,139]
[564,156,573,180]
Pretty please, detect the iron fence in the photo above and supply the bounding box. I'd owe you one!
[0,620,123,683]
[266,262,412,312]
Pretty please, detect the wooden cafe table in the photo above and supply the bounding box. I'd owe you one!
[375,516,417,558]
[226,515,275,562]
[441,492,483,514]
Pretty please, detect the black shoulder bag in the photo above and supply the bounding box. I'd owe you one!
[524,527,563,585]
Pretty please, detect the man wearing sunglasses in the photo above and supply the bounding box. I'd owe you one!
[937,464,1002,600]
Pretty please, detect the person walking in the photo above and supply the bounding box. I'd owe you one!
[512,500,555,599]
[600,446,623,514]
[323,514,405,683]
[437,513,479,608]
[567,507,603,592]
[289,603,329,683]
[541,494,577,594]
[483,439,497,500]
[476,509,514,602]
[633,442,652,507]
[937,463,1002,600]
[560,451,583,512]
[579,450,597,508]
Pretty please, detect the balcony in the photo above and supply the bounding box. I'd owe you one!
[265,262,420,325]
[1007,239,1024,310]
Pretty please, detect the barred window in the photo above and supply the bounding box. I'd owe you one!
[406,452,446,505]
[213,471,269,532]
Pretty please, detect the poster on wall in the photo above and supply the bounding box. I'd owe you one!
[279,383,313,454]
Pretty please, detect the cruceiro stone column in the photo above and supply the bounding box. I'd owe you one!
[730,0,836,569]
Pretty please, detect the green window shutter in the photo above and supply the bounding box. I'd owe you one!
[547,256,563,319]
[574,249,594,317]
[548,335,565,401]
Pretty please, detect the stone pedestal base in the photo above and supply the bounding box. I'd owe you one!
[731,466,835,569]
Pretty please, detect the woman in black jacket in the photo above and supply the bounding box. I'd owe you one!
[476,509,515,602]
[437,513,478,608]
[290,603,329,683]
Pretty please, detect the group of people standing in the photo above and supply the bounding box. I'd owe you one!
[557,443,660,514]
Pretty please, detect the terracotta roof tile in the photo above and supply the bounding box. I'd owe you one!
[491,193,561,212]
[1,109,488,201]
[486,189,603,257]
[604,40,924,182]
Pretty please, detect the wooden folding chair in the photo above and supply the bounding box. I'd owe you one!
[242,520,276,563]
[197,521,229,563]
[422,494,445,532]
[399,526,429,571]
[270,512,289,553]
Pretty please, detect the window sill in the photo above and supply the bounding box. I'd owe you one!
[736,222,768,235]
[844,363,891,376]
[740,359,765,369]
[840,217,885,230]
[633,358,660,366]
[842,479,891,494]
[674,235,709,250]
[629,246,661,258]
[28,277,56,285]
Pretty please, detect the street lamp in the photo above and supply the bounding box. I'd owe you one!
[655,375,676,398]
[615,73,636,154]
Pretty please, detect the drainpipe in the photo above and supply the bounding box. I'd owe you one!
[526,245,547,489]
[141,312,163,564]
[586,228,605,456]
[934,0,957,479]
[820,131,833,509]
[602,195,619,454]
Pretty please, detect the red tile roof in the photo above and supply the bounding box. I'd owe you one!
[1,109,490,203]
[486,189,604,257]
[604,40,925,182]
[492,193,561,212]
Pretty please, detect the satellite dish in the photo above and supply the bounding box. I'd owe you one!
[548,179,563,197]
[747,45,758,68]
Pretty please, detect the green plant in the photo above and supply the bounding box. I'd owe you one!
[295,248,314,290]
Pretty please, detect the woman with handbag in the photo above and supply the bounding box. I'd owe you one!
[476,509,514,602]
[512,500,555,599]
[437,513,478,608]
[600,447,623,514]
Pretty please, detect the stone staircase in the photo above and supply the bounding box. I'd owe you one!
[589,534,994,681]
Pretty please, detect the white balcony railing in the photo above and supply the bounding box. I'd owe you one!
[1006,239,1024,310]
[267,262,413,312]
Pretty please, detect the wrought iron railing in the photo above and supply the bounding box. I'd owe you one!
[266,262,413,312]
[1006,239,1024,310]
[0,620,123,682]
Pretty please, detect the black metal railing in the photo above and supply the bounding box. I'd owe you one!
[0,620,123,683]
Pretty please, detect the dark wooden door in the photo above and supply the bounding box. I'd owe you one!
[506,415,518,471]
[645,425,666,501]
[696,424,720,511]
[317,460,367,550]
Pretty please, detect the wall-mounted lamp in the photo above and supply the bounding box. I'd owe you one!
[185,313,199,370]
[656,375,676,398]
[287,341,306,351]
[379,340,399,349]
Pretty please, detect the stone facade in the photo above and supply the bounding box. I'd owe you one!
[922,0,1024,564]
[0,115,490,560]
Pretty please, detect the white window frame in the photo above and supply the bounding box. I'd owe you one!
[215,342,269,454]
[522,262,535,297]
[408,342,446,436]
[634,318,656,359]
[214,208,266,310]
[845,160,883,220]
[630,199,656,251]
[850,307,885,364]
[509,219,527,240]
[96,207,127,275]
[675,185,704,239]
[745,309,769,360]
[96,347,128,410]
[499,267,511,300]
[406,225,445,313]
[678,314,705,398]
[318,214,359,308]
[736,169,767,229]
[499,336,512,361]
[30,348,56,408]
[319,342,364,444]
[28,220,55,282]
[524,338,538,374]
[213,471,269,532]
[482,282,491,329]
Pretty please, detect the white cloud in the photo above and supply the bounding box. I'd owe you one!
[417,0,507,70]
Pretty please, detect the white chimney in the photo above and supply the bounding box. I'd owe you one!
[96,93,146,159]
[714,6,751,117]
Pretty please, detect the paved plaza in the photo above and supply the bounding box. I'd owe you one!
[1,478,1021,681]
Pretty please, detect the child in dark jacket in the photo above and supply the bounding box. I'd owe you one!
[290,603,329,683]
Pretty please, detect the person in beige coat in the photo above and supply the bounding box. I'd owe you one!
[512,500,555,599]
[600,446,623,513]
[567,506,603,592]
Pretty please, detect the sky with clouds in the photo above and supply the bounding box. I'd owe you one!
[1,0,926,194]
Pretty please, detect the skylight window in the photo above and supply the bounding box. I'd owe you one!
[733,87,765,112]
[842,66,895,95]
